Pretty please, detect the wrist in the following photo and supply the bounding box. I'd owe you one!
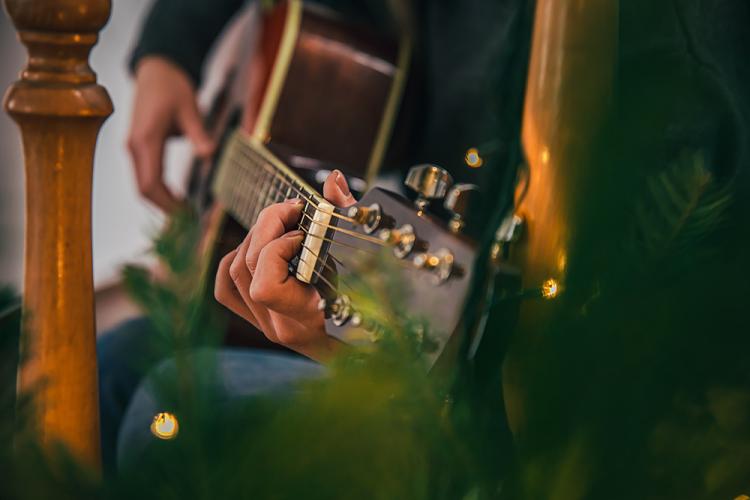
[134,55,196,89]
[292,336,346,364]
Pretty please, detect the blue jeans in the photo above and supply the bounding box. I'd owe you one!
[97,318,324,473]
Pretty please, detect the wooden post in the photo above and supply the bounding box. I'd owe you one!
[3,0,113,469]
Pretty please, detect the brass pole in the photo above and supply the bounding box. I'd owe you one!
[505,0,619,432]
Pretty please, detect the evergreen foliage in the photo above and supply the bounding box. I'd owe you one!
[1,1,749,498]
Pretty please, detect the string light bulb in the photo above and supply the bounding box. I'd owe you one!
[151,412,179,440]
[465,147,483,168]
[541,278,561,299]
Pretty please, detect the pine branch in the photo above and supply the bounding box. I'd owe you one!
[632,149,731,261]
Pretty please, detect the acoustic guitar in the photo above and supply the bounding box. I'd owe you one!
[191,0,481,366]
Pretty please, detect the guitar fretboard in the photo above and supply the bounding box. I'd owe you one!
[212,131,325,232]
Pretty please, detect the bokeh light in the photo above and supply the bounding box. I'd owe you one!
[150,412,179,440]
[465,147,483,168]
[541,278,560,299]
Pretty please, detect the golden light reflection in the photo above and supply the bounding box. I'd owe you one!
[540,147,550,164]
[541,278,561,299]
[151,412,179,440]
[465,148,483,168]
[556,250,567,272]
[734,495,750,500]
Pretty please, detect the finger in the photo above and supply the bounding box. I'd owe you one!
[245,198,304,275]
[249,231,321,319]
[323,169,356,208]
[268,312,327,351]
[127,130,181,212]
[176,98,215,159]
[214,249,260,329]
[228,232,278,342]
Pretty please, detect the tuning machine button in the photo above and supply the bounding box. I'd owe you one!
[413,248,454,284]
[378,224,416,258]
[347,311,381,340]
[404,164,453,211]
[347,203,382,234]
[318,294,353,326]
[444,183,479,233]
[318,299,380,339]
[495,213,524,243]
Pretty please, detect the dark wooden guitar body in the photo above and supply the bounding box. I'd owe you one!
[188,1,407,349]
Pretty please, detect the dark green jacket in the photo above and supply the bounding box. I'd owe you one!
[130,0,532,204]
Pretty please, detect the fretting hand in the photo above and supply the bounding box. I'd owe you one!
[214,171,357,362]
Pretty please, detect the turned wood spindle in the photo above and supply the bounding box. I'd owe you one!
[3,0,113,468]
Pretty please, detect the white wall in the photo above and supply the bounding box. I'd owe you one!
[0,0,194,290]
[0,9,25,290]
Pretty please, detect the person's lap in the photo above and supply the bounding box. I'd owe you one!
[97,317,324,473]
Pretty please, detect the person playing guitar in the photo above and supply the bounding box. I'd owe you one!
[101,0,531,472]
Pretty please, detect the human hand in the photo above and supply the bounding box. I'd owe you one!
[214,171,357,362]
[127,56,215,212]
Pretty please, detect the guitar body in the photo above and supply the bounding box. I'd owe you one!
[190,1,408,349]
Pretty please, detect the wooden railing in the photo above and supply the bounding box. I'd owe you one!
[3,0,112,469]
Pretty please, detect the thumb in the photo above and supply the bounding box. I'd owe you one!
[323,170,356,208]
[177,98,215,158]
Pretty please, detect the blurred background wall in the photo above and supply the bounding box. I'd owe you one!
[0,0,193,292]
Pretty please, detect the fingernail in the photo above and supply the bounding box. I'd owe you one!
[285,197,304,206]
[333,170,351,197]
[284,229,304,239]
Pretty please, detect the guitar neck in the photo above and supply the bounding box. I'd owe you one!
[212,131,325,231]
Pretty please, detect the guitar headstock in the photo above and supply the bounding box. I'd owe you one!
[298,167,479,368]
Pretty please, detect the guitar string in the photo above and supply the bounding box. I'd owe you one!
[232,145,359,224]
[217,137,441,320]
[219,145,420,289]
[232,142,334,214]
[224,178,380,284]
[229,151,360,227]
[297,251,339,294]
[220,175,360,293]
[223,180,416,297]
[222,175,418,277]
[225,156,389,247]
[223,175,413,271]
[228,149,396,252]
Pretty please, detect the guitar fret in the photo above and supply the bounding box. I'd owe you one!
[238,159,252,226]
[228,141,243,224]
[241,156,260,225]
[301,200,311,232]
[273,176,282,204]
[246,155,262,225]
[252,167,270,224]
[241,161,253,225]
[261,168,273,215]
[215,131,328,232]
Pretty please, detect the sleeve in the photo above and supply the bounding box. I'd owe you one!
[129,0,248,86]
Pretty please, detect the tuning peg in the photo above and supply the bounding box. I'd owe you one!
[378,223,416,258]
[404,164,453,211]
[320,297,377,337]
[413,248,454,284]
[347,203,382,234]
[319,295,353,326]
[443,183,480,233]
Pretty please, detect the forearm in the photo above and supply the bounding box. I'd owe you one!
[291,336,347,364]
[129,0,247,86]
